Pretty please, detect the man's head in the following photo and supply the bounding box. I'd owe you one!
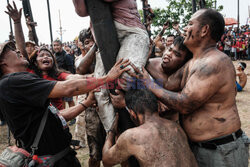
[64,45,71,54]
[53,39,63,53]
[166,34,175,47]
[237,62,246,71]
[125,89,158,126]
[183,9,225,49]
[78,28,94,52]
[25,41,36,55]
[0,42,29,78]
[161,36,192,74]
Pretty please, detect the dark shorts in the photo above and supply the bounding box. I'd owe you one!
[85,107,106,161]
[54,148,81,167]
[236,81,243,92]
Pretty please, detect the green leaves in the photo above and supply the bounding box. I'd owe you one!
[140,0,223,37]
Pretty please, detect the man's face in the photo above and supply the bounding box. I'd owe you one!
[166,36,174,47]
[25,43,35,55]
[64,46,71,54]
[84,39,94,52]
[183,10,204,48]
[161,44,187,73]
[53,42,62,53]
[36,50,54,71]
[1,49,29,69]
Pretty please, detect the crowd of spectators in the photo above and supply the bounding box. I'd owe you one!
[218,25,250,60]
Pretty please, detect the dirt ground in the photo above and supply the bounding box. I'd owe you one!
[0,61,249,167]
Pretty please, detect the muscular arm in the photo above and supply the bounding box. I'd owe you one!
[48,76,108,98]
[102,131,131,166]
[49,58,130,98]
[65,73,91,80]
[75,44,97,75]
[149,61,223,114]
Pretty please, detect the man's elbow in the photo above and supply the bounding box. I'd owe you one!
[72,0,88,17]
[75,9,88,17]
[102,155,113,167]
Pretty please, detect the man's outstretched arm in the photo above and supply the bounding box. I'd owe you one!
[130,61,223,114]
[5,2,28,60]
[60,90,96,121]
[49,59,130,98]
[75,44,97,75]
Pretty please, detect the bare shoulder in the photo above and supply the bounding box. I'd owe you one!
[191,51,233,78]
[147,58,162,70]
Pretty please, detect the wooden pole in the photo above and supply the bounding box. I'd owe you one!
[46,0,53,46]
[192,0,197,14]
[85,0,119,73]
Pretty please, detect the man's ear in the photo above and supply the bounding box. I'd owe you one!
[201,24,209,38]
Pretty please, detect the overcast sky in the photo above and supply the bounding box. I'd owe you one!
[0,0,249,44]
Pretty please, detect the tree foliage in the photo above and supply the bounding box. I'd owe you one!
[140,0,223,37]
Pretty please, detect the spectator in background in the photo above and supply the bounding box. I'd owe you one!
[25,41,36,58]
[217,41,224,52]
[53,39,76,108]
[165,34,175,51]
[224,37,231,57]
[236,62,247,92]
[231,38,237,60]
[153,21,169,57]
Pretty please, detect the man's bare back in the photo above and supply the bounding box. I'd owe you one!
[180,50,241,142]
[103,89,197,167]
[123,116,197,167]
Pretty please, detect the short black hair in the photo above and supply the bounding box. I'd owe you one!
[125,89,158,114]
[239,62,246,71]
[167,34,175,38]
[174,36,193,62]
[79,28,93,44]
[197,8,225,42]
[53,39,62,45]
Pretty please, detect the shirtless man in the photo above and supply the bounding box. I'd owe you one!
[147,36,192,121]
[130,9,249,167]
[103,89,197,167]
[236,62,247,92]
[111,36,192,121]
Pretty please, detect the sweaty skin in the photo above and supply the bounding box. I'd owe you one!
[178,50,241,142]
[102,113,198,167]
[131,10,241,142]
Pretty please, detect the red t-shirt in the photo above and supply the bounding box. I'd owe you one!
[27,69,70,110]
